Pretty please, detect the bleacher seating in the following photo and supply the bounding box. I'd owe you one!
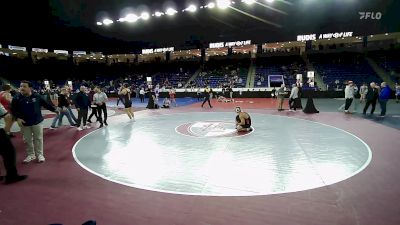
[369,50,400,83]
[255,56,306,87]
[196,58,249,88]
[309,53,382,88]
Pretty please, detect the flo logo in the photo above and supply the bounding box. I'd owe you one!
[175,121,253,138]
[359,12,382,20]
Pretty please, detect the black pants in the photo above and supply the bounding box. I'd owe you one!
[0,129,18,178]
[139,94,144,103]
[77,109,88,127]
[363,100,376,114]
[379,100,387,116]
[116,97,123,106]
[88,106,98,122]
[97,104,107,124]
[344,98,353,110]
[289,98,297,110]
[202,98,212,108]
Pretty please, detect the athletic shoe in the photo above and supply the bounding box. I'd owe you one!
[4,175,28,184]
[83,125,90,129]
[23,155,36,163]
[37,155,45,163]
[49,126,57,130]
[104,122,108,126]
[99,124,104,128]
[77,127,83,131]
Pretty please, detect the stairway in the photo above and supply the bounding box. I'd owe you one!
[184,68,202,88]
[366,57,396,89]
[246,60,256,88]
[302,54,326,91]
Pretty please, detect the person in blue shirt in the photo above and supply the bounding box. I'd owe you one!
[378,82,392,117]
[11,81,58,163]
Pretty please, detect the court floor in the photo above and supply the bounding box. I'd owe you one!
[1,98,399,225]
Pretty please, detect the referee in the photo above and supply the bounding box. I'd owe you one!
[201,86,213,108]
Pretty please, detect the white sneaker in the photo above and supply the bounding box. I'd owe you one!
[83,125,90,129]
[23,155,36,163]
[37,155,45,163]
[77,127,83,131]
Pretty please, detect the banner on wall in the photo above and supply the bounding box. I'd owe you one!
[142,47,174,55]
[8,45,27,51]
[73,51,87,55]
[209,40,251,49]
[32,48,49,53]
[54,50,69,55]
[297,32,353,41]
[268,75,284,88]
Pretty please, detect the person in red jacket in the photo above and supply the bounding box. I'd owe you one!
[0,84,14,137]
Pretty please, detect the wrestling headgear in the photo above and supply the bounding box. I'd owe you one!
[235,106,241,113]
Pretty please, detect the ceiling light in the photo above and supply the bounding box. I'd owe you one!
[166,8,178,16]
[216,0,231,9]
[124,14,139,23]
[96,22,103,26]
[102,19,113,25]
[141,12,150,20]
[266,0,274,3]
[242,0,255,5]
[186,5,197,12]
[154,11,164,17]
[207,2,216,8]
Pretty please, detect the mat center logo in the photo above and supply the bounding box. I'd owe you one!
[176,121,253,138]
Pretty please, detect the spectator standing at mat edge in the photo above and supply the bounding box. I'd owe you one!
[289,84,299,112]
[344,81,355,114]
[0,103,28,184]
[363,82,378,115]
[93,87,108,127]
[0,84,15,136]
[378,82,391,117]
[395,83,400,103]
[74,86,91,131]
[277,84,286,111]
[11,80,58,163]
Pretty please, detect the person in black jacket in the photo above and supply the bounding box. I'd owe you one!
[0,103,28,184]
[363,82,379,115]
[74,86,91,131]
[11,81,58,163]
